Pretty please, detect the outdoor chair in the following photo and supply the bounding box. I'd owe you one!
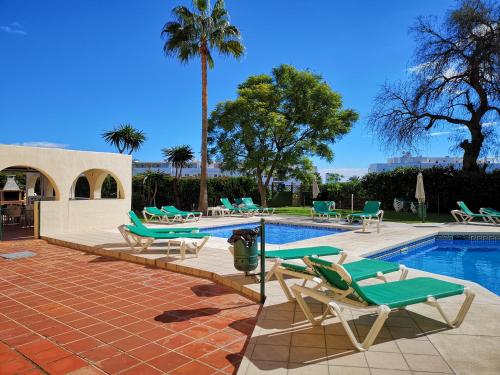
[347,201,384,232]
[268,246,408,301]
[128,211,199,233]
[451,201,499,224]
[142,206,179,224]
[161,205,203,222]
[311,201,341,221]
[241,197,275,215]
[118,223,211,260]
[292,256,475,351]
[220,198,258,216]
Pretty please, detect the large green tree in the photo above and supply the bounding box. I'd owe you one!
[102,124,146,154]
[209,65,358,206]
[162,145,194,207]
[161,0,244,212]
[369,0,500,172]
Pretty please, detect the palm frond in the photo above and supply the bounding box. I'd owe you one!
[217,40,244,58]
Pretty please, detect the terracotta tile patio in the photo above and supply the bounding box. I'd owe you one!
[0,240,260,374]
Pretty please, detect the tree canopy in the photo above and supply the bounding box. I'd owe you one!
[161,0,244,212]
[369,0,500,172]
[209,64,358,205]
[102,124,146,154]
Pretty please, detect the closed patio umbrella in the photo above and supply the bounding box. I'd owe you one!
[415,172,426,222]
[312,176,320,199]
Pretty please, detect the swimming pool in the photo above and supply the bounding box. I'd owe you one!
[375,237,500,295]
[203,222,347,245]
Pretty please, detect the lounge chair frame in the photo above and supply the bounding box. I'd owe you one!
[142,207,180,224]
[118,225,210,260]
[451,201,498,225]
[347,201,384,232]
[291,258,475,351]
[273,255,408,302]
[162,206,203,222]
[311,201,341,222]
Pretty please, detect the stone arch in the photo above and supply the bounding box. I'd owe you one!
[0,165,60,201]
[70,169,125,200]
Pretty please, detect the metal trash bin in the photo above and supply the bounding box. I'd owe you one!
[228,228,260,273]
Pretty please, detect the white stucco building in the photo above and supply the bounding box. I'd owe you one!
[132,160,240,178]
[368,154,500,173]
[0,145,131,238]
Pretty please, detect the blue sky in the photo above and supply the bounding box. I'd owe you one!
[0,0,460,176]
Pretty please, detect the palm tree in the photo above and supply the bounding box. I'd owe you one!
[102,124,147,154]
[163,145,194,207]
[161,0,244,212]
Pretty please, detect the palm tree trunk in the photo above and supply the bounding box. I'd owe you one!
[198,49,209,212]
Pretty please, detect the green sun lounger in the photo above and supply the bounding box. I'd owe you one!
[128,211,198,233]
[270,246,408,301]
[118,223,211,259]
[239,197,275,215]
[480,207,500,223]
[346,201,384,232]
[311,201,340,221]
[220,198,258,215]
[291,256,475,351]
[452,201,499,224]
[162,206,203,222]
[142,206,178,223]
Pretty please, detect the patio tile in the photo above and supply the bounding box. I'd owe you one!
[148,351,191,372]
[177,341,219,359]
[98,353,140,373]
[128,342,167,361]
[245,360,287,374]
[0,358,34,374]
[81,345,121,362]
[403,353,453,373]
[28,346,72,364]
[120,363,163,375]
[112,335,150,351]
[170,360,217,375]
[43,355,88,374]
[327,349,368,367]
[364,351,409,371]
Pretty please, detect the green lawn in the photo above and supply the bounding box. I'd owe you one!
[274,206,453,223]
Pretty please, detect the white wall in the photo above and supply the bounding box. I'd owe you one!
[0,145,132,235]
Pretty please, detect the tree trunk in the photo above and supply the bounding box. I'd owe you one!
[198,48,209,212]
[173,179,181,208]
[461,124,484,172]
[256,168,267,207]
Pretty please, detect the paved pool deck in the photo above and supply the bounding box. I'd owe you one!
[42,215,500,374]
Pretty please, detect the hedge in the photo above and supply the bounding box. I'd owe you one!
[132,175,260,211]
[360,167,500,213]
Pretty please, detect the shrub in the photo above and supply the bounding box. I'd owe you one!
[360,167,500,213]
[132,174,260,211]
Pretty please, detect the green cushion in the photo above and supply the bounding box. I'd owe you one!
[145,207,172,217]
[265,246,342,260]
[457,202,492,218]
[354,277,465,308]
[128,211,198,233]
[126,225,210,239]
[344,259,401,281]
[281,262,310,273]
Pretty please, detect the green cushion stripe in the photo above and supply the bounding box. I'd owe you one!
[281,262,310,273]
[265,246,341,260]
[126,225,210,239]
[358,277,465,308]
[344,259,401,281]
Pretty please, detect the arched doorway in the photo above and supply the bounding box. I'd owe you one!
[70,169,125,200]
[0,166,59,241]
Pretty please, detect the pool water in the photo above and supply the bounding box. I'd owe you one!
[379,239,500,295]
[203,222,347,245]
